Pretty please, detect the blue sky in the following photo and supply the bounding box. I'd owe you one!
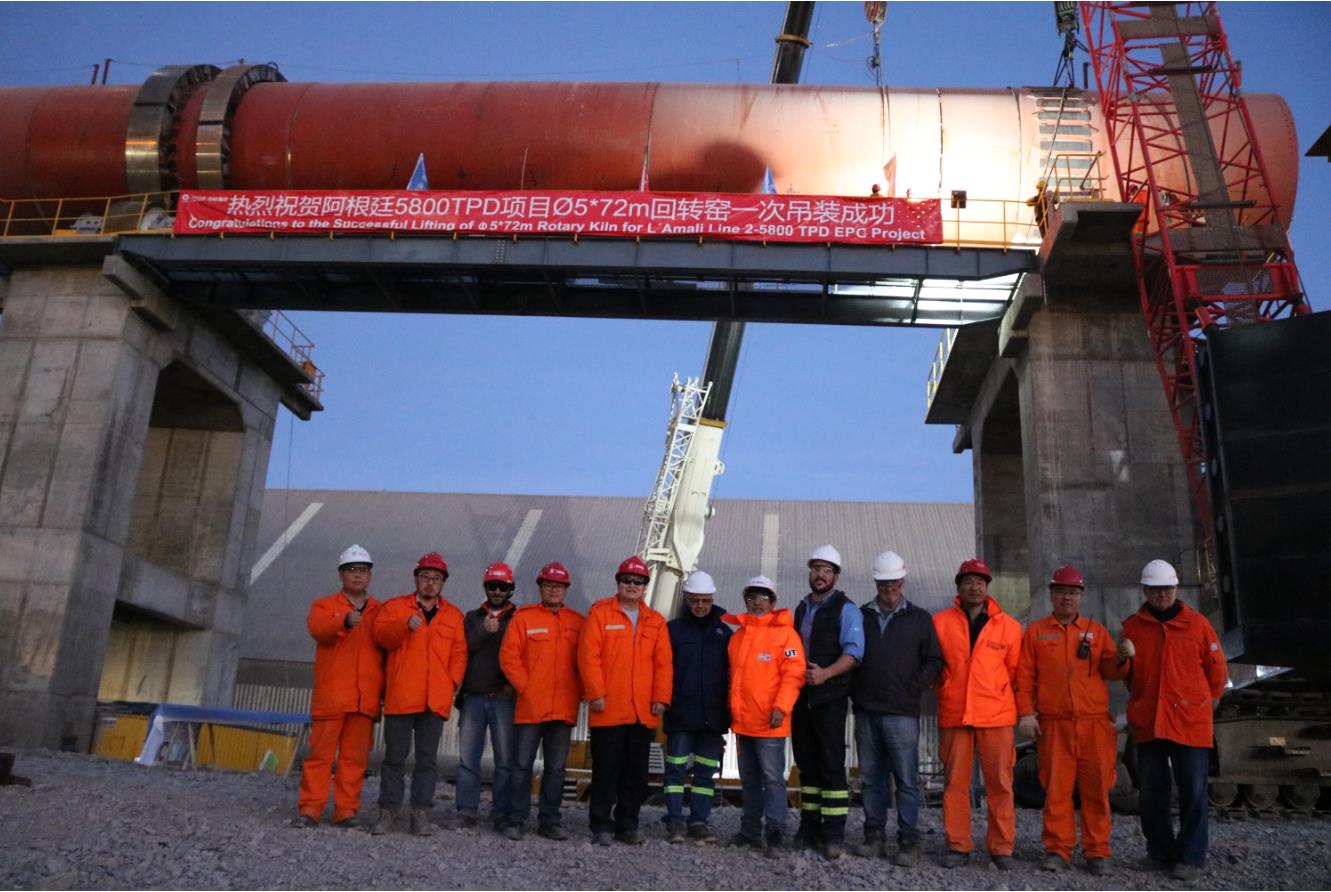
[4,2,1327,504]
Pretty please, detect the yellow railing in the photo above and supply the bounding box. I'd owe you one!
[1,192,177,238]
[925,327,959,410]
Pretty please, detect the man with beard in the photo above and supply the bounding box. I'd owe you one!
[790,545,864,859]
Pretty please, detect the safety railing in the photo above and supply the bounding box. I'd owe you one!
[1,192,176,238]
[1044,151,1109,202]
[925,326,959,410]
[254,310,325,403]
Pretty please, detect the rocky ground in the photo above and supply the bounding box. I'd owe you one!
[1,750,1327,890]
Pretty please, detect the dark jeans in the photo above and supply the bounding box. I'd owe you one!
[455,693,518,824]
[379,712,444,810]
[513,721,573,830]
[663,730,724,826]
[791,693,850,843]
[1137,739,1211,866]
[737,735,789,842]
[854,711,922,843]
[588,723,653,835]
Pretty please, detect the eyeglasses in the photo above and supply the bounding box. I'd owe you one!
[484,582,514,593]
[743,591,773,601]
[617,576,649,587]
[416,572,445,583]
[538,581,568,590]
[341,565,371,575]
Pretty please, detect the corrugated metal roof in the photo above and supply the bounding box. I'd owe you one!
[243,489,974,662]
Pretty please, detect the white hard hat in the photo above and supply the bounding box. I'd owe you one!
[872,550,907,581]
[807,545,842,572]
[1140,559,1179,587]
[338,544,373,568]
[743,575,777,599]
[682,570,717,595]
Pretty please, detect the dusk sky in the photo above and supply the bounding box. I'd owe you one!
[3,2,1326,506]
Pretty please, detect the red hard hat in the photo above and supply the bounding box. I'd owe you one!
[1049,564,1085,589]
[483,562,515,584]
[954,558,992,585]
[415,552,449,576]
[616,556,651,579]
[537,562,571,585]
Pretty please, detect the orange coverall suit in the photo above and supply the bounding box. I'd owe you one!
[298,592,384,823]
[500,603,586,725]
[1016,614,1129,863]
[372,595,468,718]
[933,596,1022,855]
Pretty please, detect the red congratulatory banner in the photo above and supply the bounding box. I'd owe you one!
[175,190,943,246]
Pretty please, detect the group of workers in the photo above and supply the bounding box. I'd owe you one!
[294,543,1227,879]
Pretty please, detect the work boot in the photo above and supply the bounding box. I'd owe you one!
[1138,855,1171,872]
[1041,853,1068,871]
[894,838,920,867]
[455,811,478,829]
[687,823,718,844]
[410,808,436,837]
[1087,858,1111,876]
[289,814,318,829]
[764,834,788,859]
[592,831,614,846]
[853,829,885,858]
[666,822,687,844]
[1171,863,1202,881]
[991,854,1015,871]
[331,814,360,830]
[729,832,761,849]
[941,849,969,869]
[501,823,523,841]
[822,839,845,860]
[537,824,569,841]
[371,807,398,835]
[615,829,646,846]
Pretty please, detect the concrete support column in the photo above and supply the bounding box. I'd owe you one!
[0,265,281,749]
[0,268,163,748]
[1016,306,1195,627]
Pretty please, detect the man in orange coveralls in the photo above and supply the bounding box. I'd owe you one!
[578,555,673,846]
[934,558,1023,871]
[1017,565,1132,875]
[292,544,384,828]
[726,575,805,857]
[371,551,468,836]
[499,561,584,840]
[1121,559,1228,882]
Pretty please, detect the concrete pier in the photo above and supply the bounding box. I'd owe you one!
[0,256,314,750]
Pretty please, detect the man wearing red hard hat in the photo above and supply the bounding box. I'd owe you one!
[500,561,584,840]
[455,562,521,835]
[1016,565,1131,876]
[370,552,467,836]
[933,558,1022,870]
[578,556,673,846]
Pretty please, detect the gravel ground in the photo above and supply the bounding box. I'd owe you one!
[1,750,1327,890]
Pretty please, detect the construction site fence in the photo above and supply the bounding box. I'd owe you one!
[232,679,943,789]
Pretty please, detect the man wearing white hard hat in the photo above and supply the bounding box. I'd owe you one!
[1120,559,1228,881]
[660,570,732,844]
[292,545,384,829]
[791,545,865,858]
[849,551,943,866]
[726,575,805,857]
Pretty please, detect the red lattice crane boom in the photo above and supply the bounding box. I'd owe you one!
[1080,2,1310,540]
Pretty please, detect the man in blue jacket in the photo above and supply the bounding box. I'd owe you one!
[662,570,733,844]
[850,550,943,867]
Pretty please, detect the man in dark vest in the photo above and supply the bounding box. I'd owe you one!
[850,550,943,866]
[791,545,865,858]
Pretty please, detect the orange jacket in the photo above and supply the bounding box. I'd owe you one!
[1121,601,1228,748]
[1016,614,1128,720]
[499,603,585,725]
[726,610,805,738]
[307,592,385,720]
[578,596,673,728]
[372,594,468,718]
[933,596,1022,728]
